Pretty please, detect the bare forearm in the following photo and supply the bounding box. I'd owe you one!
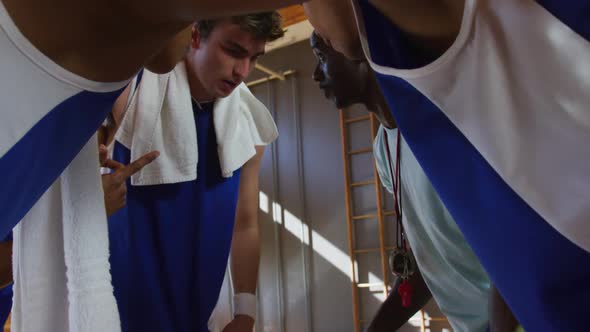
[230,146,264,295]
[193,0,306,18]
[367,0,464,56]
[230,225,260,294]
[132,0,306,24]
[303,0,364,59]
[0,242,12,288]
[367,269,431,331]
[489,284,519,332]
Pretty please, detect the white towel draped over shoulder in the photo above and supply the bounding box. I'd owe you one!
[12,136,122,332]
[116,62,278,186]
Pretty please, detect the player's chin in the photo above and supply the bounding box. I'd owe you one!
[216,80,239,97]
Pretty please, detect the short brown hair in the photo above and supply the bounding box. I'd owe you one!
[197,12,285,42]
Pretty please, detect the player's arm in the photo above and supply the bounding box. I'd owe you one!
[99,145,160,217]
[304,0,464,60]
[367,0,464,56]
[136,0,309,23]
[0,240,12,288]
[192,0,305,17]
[304,0,364,60]
[367,264,432,331]
[489,284,519,332]
[97,84,132,148]
[224,146,265,332]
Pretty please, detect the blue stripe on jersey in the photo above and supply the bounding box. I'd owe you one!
[357,1,590,331]
[108,101,241,332]
[1,233,11,243]
[535,0,590,41]
[0,89,122,238]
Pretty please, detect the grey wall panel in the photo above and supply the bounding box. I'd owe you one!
[251,83,284,332]
[249,40,451,332]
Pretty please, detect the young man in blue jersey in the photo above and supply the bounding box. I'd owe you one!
[0,27,195,322]
[0,2,297,330]
[0,0,303,250]
[304,1,590,331]
[107,13,283,332]
[311,31,493,332]
[98,25,197,218]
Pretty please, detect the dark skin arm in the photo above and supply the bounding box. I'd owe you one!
[97,84,132,148]
[3,0,305,82]
[367,267,432,332]
[99,84,160,218]
[368,69,397,130]
[304,0,364,60]
[304,0,464,61]
[367,0,464,56]
[0,241,11,288]
[373,110,396,130]
[489,284,519,332]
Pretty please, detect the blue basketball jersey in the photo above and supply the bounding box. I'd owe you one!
[0,0,128,235]
[108,101,242,332]
[353,0,590,330]
[0,3,131,330]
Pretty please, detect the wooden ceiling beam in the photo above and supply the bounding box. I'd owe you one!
[278,5,307,28]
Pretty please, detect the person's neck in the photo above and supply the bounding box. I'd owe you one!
[362,71,396,129]
[185,59,215,103]
[2,0,190,82]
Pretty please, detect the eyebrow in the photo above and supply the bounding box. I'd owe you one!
[225,41,265,57]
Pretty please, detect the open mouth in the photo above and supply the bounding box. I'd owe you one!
[222,80,238,90]
[221,80,238,93]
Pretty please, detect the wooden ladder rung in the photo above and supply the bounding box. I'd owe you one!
[347,147,372,155]
[354,246,396,254]
[383,210,396,217]
[429,318,449,322]
[344,115,371,124]
[357,282,383,288]
[354,248,380,254]
[352,213,378,221]
[351,180,376,187]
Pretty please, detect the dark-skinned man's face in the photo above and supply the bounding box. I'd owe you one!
[310,32,368,109]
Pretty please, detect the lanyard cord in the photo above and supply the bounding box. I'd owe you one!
[383,129,407,250]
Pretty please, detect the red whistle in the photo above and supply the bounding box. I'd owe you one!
[398,280,414,308]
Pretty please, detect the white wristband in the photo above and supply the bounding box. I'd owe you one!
[233,293,256,320]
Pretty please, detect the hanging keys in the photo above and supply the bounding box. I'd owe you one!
[388,247,415,279]
[389,248,416,308]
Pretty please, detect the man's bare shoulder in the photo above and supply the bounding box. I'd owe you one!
[367,0,465,54]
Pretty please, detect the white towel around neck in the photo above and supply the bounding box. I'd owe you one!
[116,62,278,186]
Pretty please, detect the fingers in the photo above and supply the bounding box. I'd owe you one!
[103,158,125,171]
[99,144,108,166]
[103,178,127,218]
[118,151,160,180]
